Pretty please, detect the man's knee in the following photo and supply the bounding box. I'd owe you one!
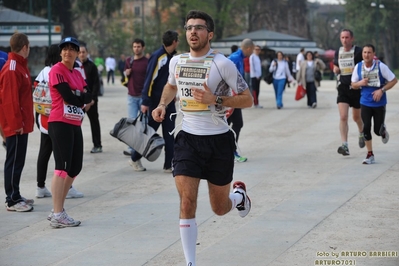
[211,203,229,216]
[180,197,197,217]
[339,116,348,122]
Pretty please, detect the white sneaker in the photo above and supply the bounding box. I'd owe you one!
[6,201,33,212]
[66,186,84,199]
[233,181,251,218]
[362,153,375,165]
[36,187,52,198]
[129,159,146,171]
[50,210,81,228]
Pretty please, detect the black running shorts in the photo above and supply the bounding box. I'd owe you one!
[336,83,361,108]
[172,130,236,186]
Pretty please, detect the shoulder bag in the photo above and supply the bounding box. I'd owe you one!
[264,60,277,84]
[33,80,52,116]
[110,112,165,162]
[122,56,135,87]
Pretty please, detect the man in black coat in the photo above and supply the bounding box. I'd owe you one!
[78,45,103,153]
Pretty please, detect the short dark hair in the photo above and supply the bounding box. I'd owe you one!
[363,44,375,52]
[45,44,61,66]
[185,10,215,33]
[162,30,179,46]
[79,41,88,54]
[300,47,305,52]
[231,45,238,53]
[79,44,88,52]
[341,29,354,37]
[132,38,145,47]
[10,33,29,53]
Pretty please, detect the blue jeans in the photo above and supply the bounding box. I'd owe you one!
[305,82,317,107]
[107,70,114,84]
[127,95,142,119]
[272,78,286,108]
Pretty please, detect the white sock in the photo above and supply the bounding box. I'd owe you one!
[229,192,244,212]
[180,218,197,266]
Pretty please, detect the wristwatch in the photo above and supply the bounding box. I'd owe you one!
[215,96,223,105]
[381,87,386,93]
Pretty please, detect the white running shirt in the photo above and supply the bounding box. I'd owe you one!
[168,49,248,135]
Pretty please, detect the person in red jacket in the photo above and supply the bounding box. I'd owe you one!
[0,33,35,212]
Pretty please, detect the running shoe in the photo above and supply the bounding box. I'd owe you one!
[6,201,33,212]
[379,124,389,144]
[47,208,65,221]
[90,146,103,153]
[234,155,248,163]
[233,181,251,218]
[36,186,52,198]
[362,153,375,165]
[129,159,146,171]
[337,145,350,156]
[50,210,81,228]
[358,133,365,149]
[66,186,84,199]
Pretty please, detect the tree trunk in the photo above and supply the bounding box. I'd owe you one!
[58,0,77,38]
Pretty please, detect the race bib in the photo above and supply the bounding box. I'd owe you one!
[63,103,84,121]
[175,54,214,113]
[177,67,210,112]
[362,62,381,88]
[338,47,355,76]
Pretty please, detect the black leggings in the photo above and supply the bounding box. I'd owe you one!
[48,122,83,177]
[251,77,260,106]
[37,132,52,187]
[227,108,243,142]
[361,105,386,141]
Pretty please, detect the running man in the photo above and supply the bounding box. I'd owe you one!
[350,44,397,164]
[333,29,364,156]
[152,10,252,266]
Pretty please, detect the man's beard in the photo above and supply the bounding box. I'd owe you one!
[190,39,207,52]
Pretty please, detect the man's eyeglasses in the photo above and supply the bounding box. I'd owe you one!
[184,24,209,32]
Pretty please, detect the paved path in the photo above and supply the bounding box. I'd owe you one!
[1,79,399,266]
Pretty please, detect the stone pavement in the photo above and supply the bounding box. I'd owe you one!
[0,79,399,266]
